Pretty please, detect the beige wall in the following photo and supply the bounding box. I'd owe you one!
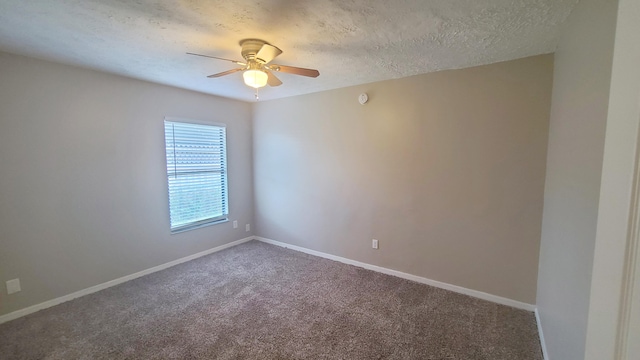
[253,55,553,304]
[0,52,254,316]
[535,0,618,358]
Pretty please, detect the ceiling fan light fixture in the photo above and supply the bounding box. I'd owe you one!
[189,39,319,92]
[243,69,268,88]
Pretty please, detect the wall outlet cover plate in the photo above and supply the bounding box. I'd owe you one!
[6,279,21,294]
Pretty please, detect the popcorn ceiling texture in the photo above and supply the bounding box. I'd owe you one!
[0,0,577,101]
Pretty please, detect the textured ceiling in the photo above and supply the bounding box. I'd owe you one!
[0,0,577,102]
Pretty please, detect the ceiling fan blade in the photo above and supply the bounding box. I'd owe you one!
[270,64,320,78]
[265,70,283,87]
[207,68,244,78]
[187,52,245,65]
[255,44,283,64]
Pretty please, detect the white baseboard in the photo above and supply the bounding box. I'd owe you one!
[535,308,549,360]
[1,235,538,326]
[0,236,254,325]
[256,236,537,312]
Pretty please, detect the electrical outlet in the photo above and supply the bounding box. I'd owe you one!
[6,278,21,294]
[372,239,379,249]
[233,220,238,229]
[245,224,250,232]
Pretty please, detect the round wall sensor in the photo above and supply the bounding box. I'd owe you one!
[358,93,369,105]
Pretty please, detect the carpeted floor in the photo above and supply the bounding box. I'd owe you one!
[0,241,543,359]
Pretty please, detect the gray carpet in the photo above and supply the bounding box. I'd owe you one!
[0,241,543,359]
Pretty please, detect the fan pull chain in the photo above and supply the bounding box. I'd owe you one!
[255,87,260,101]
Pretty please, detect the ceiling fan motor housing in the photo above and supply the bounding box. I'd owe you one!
[240,39,268,62]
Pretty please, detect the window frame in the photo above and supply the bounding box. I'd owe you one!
[163,117,229,234]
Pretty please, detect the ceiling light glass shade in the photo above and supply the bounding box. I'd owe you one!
[243,69,268,88]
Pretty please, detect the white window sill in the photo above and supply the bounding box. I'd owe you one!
[170,218,229,234]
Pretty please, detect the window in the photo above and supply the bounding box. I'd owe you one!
[164,119,228,232]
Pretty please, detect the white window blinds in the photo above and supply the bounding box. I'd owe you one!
[164,120,228,232]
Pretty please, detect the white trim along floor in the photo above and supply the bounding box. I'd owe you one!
[0,235,545,360]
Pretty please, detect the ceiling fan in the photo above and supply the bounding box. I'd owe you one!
[187,39,319,90]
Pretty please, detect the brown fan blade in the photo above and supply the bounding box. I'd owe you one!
[265,70,283,87]
[255,44,282,64]
[187,52,245,65]
[270,64,319,78]
[207,68,244,78]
